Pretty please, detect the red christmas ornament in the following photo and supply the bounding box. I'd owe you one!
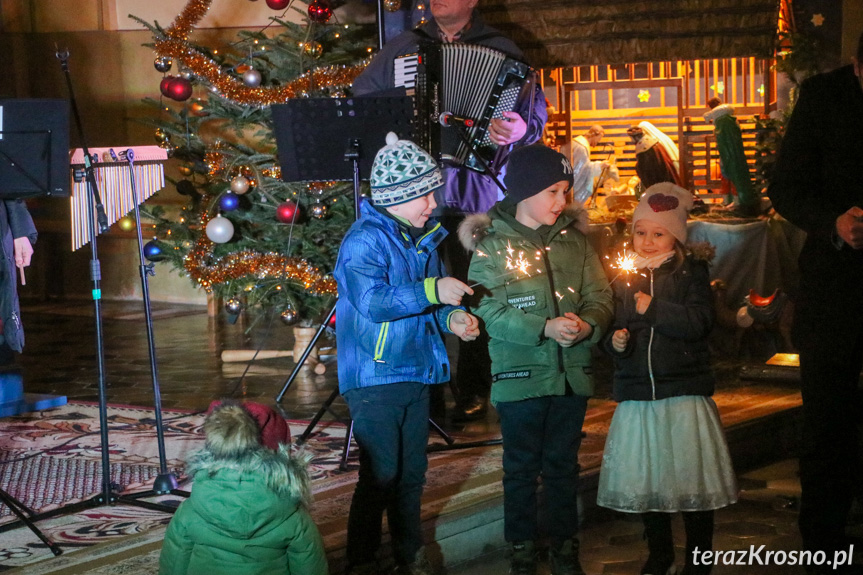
[276,201,299,223]
[266,0,290,9]
[167,76,193,101]
[327,312,336,330]
[160,76,176,98]
[308,0,333,23]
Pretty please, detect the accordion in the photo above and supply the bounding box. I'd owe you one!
[396,43,530,172]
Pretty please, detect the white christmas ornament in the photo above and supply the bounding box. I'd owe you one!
[206,215,234,243]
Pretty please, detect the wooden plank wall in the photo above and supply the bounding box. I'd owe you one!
[541,55,777,198]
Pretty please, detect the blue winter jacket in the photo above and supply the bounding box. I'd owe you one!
[334,200,460,394]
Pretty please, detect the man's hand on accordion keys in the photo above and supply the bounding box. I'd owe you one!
[488,111,527,146]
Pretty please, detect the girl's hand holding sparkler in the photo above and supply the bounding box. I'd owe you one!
[611,328,630,353]
[545,316,581,347]
[449,311,480,342]
[437,277,474,306]
[633,291,652,315]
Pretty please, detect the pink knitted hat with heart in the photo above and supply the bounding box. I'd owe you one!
[631,182,694,244]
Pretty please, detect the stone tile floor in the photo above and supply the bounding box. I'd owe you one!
[450,459,863,574]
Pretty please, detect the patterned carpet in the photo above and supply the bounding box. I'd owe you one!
[0,402,352,570]
[0,386,802,572]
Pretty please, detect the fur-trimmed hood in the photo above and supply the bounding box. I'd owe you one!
[188,443,313,508]
[687,241,716,263]
[458,202,589,252]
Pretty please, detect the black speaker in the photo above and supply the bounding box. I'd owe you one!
[0,99,70,198]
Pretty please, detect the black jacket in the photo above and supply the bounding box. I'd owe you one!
[603,254,715,402]
[767,65,863,356]
[0,199,37,352]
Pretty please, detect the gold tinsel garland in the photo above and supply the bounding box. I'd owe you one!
[153,0,366,107]
[186,248,338,296]
[184,199,337,296]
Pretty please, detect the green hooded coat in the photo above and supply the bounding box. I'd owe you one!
[461,201,613,405]
[159,445,327,575]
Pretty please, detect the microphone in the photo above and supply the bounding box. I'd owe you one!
[439,112,475,128]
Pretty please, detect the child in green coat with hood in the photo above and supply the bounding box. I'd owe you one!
[462,144,613,575]
[159,402,327,575]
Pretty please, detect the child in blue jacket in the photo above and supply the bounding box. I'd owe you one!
[334,133,479,575]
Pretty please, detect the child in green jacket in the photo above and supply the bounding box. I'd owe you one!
[159,402,327,575]
[462,144,613,575]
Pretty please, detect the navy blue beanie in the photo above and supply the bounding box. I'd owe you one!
[504,144,573,203]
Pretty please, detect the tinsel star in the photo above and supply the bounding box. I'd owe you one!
[637,90,650,103]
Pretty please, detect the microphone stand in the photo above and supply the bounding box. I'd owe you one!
[114,149,181,497]
[56,48,113,508]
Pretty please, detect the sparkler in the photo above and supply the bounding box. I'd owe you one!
[604,249,640,297]
[469,240,539,289]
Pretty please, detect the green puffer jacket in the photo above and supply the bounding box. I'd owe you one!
[461,200,613,405]
[159,445,327,575]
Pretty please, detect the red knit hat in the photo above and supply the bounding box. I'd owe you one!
[207,400,291,450]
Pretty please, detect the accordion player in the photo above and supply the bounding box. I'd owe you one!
[396,43,531,173]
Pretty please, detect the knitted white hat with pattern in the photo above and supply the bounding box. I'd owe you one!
[370,132,443,206]
[631,182,694,244]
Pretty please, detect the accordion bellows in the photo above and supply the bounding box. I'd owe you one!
[414,43,530,172]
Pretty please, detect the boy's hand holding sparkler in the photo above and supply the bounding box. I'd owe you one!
[611,328,630,352]
[563,312,593,344]
[437,277,474,306]
[449,311,480,342]
[545,314,583,347]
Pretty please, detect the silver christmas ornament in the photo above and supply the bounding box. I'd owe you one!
[280,306,300,326]
[243,68,262,88]
[154,57,173,73]
[311,202,328,219]
[225,297,243,315]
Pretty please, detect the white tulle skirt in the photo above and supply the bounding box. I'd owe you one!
[597,394,738,513]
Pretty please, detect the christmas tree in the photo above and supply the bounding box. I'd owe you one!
[133,0,376,327]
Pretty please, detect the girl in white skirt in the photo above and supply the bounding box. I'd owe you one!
[597,183,738,575]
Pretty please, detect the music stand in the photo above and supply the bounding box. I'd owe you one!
[0,99,70,198]
[270,97,455,465]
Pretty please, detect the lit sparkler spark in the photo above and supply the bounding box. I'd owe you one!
[468,241,534,289]
[615,251,638,275]
[606,250,639,287]
[505,241,532,276]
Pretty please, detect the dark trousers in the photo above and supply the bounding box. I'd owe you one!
[440,214,492,404]
[798,332,863,556]
[497,393,588,544]
[344,382,431,567]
